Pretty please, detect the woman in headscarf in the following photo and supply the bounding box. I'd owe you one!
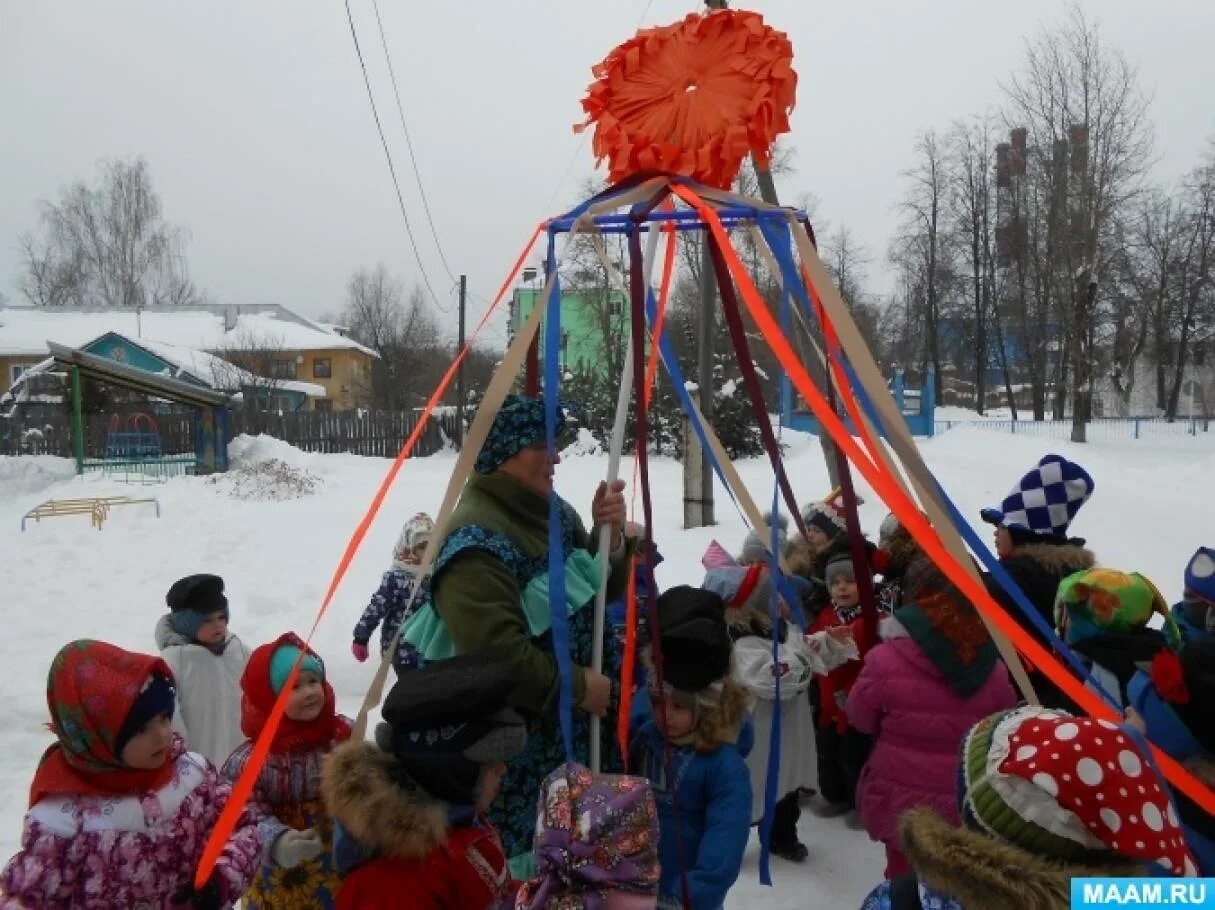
[403,393,630,877]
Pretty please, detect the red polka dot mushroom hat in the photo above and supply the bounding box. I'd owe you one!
[960,706,1197,877]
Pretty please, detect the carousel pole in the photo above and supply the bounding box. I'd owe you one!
[590,214,662,773]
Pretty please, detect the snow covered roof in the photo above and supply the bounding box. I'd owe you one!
[0,334,326,412]
[0,305,377,359]
[132,338,325,398]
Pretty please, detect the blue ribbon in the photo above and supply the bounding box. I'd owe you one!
[544,229,575,763]
[640,279,805,630]
[754,218,1118,710]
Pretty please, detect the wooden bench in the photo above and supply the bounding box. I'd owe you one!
[21,496,161,531]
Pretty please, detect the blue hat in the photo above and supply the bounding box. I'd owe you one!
[269,644,324,694]
[1184,547,1215,605]
[980,454,1093,539]
[115,672,177,757]
[474,394,567,476]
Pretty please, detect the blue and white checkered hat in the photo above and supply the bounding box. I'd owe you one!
[980,454,1094,539]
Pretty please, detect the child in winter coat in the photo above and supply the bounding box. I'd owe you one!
[515,762,661,909]
[846,555,1018,879]
[630,585,753,910]
[1054,567,1180,707]
[1,640,265,908]
[809,550,876,817]
[222,633,353,909]
[351,512,434,673]
[724,557,819,863]
[980,454,1096,708]
[1127,639,1215,874]
[859,706,1198,910]
[155,572,251,768]
[321,654,527,910]
[1173,547,1215,643]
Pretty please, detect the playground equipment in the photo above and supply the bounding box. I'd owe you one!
[21,495,161,531]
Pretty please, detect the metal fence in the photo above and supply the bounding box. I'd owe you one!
[935,417,1210,440]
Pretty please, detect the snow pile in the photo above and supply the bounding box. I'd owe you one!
[227,433,315,470]
[0,454,77,497]
[207,458,321,501]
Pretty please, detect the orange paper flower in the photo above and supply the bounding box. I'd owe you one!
[576,9,797,189]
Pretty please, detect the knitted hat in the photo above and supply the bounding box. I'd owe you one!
[1184,547,1215,606]
[654,586,731,693]
[739,512,788,565]
[1054,568,1179,649]
[959,707,1197,876]
[980,454,1094,539]
[378,655,527,806]
[165,574,229,642]
[114,672,176,757]
[268,644,325,694]
[475,394,566,475]
[802,490,860,540]
[516,763,660,909]
[824,551,856,587]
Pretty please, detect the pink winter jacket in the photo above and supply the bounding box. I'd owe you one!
[1,737,266,909]
[846,622,1017,846]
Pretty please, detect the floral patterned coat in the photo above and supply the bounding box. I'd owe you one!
[0,737,264,909]
[220,725,350,909]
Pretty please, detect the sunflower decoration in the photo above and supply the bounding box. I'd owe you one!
[575,8,797,189]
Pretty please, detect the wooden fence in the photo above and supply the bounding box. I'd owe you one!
[2,408,459,461]
[229,409,458,458]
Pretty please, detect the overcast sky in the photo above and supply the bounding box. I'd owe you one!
[3,1,1214,349]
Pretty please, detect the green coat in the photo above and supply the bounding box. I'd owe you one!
[431,471,628,718]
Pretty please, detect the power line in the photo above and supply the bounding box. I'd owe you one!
[344,0,451,314]
[370,0,458,284]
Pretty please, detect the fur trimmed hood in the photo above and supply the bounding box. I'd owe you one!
[321,740,449,860]
[899,808,1142,910]
[1009,541,1096,576]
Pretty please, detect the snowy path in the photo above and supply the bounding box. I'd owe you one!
[1,426,1211,904]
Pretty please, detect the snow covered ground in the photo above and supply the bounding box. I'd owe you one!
[2,425,1213,906]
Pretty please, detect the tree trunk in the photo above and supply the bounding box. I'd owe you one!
[1070,277,1097,441]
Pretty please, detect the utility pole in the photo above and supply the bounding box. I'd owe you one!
[683,0,729,529]
[684,233,718,528]
[456,274,467,447]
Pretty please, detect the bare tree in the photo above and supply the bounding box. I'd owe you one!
[210,329,293,410]
[949,116,1010,413]
[1163,154,1215,419]
[892,130,953,380]
[342,265,442,410]
[19,158,203,308]
[1002,3,1153,439]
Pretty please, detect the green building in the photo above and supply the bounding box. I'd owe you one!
[509,287,630,378]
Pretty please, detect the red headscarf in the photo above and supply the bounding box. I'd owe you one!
[29,640,177,807]
[240,633,351,754]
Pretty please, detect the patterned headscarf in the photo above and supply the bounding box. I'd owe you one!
[241,632,351,754]
[29,640,178,807]
[516,763,660,909]
[1054,568,1180,649]
[475,394,566,475]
